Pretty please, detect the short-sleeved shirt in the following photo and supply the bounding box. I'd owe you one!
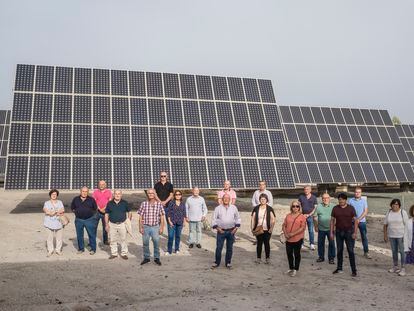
[138,201,165,226]
[43,200,64,230]
[217,189,237,202]
[154,181,174,205]
[331,204,356,231]
[93,189,113,211]
[166,200,186,225]
[71,196,98,220]
[314,203,335,231]
[284,213,306,243]
[105,199,131,223]
[348,197,368,223]
[384,209,409,238]
[298,194,317,215]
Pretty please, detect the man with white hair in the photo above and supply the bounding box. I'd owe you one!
[185,187,208,249]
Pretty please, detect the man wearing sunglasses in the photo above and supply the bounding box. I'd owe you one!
[154,171,174,209]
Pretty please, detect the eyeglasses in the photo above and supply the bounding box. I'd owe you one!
[175,193,182,196]
[292,205,300,208]
[160,175,167,178]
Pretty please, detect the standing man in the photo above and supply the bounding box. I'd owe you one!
[298,185,317,250]
[348,187,371,259]
[105,190,132,260]
[71,186,98,255]
[217,180,237,205]
[93,180,112,246]
[138,189,165,266]
[154,171,174,209]
[185,187,208,249]
[251,180,274,207]
[330,193,359,277]
[211,194,241,269]
[314,193,336,264]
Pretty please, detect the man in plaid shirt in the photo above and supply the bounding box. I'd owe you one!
[138,189,165,266]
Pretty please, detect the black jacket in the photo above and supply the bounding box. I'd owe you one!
[252,205,275,231]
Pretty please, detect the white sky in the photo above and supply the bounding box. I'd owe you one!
[0,0,413,122]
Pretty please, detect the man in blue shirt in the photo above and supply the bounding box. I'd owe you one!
[298,185,317,250]
[348,186,371,259]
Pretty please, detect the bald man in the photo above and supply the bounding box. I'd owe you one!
[93,180,113,245]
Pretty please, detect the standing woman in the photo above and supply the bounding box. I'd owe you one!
[405,204,414,265]
[383,199,409,276]
[282,200,306,276]
[251,193,276,264]
[165,190,187,255]
[43,189,65,257]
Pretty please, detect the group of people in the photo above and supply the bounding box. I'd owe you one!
[43,175,414,277]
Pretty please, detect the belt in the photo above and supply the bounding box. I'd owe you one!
[110,221,125,225]
[222,227,235,231]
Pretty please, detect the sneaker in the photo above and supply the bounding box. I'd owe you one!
[290,270,297,277]
[175,250,180,255]
[154,258,162,266]
[226,263,232,269]
[89,251,95,255]
[196,244,202,248]
[77,250,84,254]
[109,255,117,259]
[55,251,62,256]
[329,259,335,265]
[265,258,270,264]
[398,268,406,276]
[255,258,262,264]
[165,252,171,256]
[120,255,128,260]
[316,258,324,263]
[140,258,150,265]
[388,266,399,273]
[211,263,219,269]
[46,252,53,257]
[333,269,343,274]
[189,244,194,249]
[310,244,315,250]
[351,271,358,277]
[364,252,372,259]
[86,245,92,251]
[285,269,293,274]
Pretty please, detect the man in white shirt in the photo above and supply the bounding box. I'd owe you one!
[185,187,208,249]
[251,180,274,207]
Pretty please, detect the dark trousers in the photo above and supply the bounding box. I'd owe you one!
[96,212,108,243]
[215,230,234,266]
[167,223,183,254]
[256,231,271,259]
[75,215,98,252]
[336,230,357,273]
[286,239,303,270]
[317,230,336,260]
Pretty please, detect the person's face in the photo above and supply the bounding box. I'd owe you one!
[160,173,167,182]
[192,187,199,196]
[259,182,266,191]
[224,181,230,190]
[291,203,300,212]
[50,192,58,200]
[322,195,330,204]
[147,190,156,199]
[354,189,362,199]
[114,191,122,201]
[80,188,88,198]
[259,196,267,205]
[391,202,400,211]
[98,181,106,190]
[304,186,311,195]
[338,197,347,206]
[174,192,182,200]
[222,195,230,205]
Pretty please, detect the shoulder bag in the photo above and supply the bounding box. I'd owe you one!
[252,209,266,236]
[279,214,300,244]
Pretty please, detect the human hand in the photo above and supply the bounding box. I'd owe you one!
[351,233,356,240]
[159,227,164,234]
[217,228,224,234]
[139,227,144,234]
[330,233,334,241]
[105,225,110,232]
[231,228,237,235]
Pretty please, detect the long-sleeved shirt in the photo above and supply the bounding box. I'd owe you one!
[71,196,98,219]
[251,189,274,207]
[212,204,241,230]
[185,196,208,222]
[166,200,186,225]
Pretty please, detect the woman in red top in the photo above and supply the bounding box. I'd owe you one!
[282,200,306,276]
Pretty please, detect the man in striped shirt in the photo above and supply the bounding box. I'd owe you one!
[138,189,165,266]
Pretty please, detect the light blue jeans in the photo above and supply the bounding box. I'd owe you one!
[389,237,405,267]
[188,221,202,245]
[143,225,160,260]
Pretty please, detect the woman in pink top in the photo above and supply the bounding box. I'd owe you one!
[282,200,306,277]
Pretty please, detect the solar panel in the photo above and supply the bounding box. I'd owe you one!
[395,124,414,179]
[0,110,11,176]
[5,64,295,189]
[281,106,414,184]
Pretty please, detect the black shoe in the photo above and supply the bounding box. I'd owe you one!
[109,255,117,259]
[329,259,335,264]
[104,241,110,246]
[140,258,150,265]
[351,271,358,277]
[154,258,162,266]
[196,244,202,248]
[189,244,194,249]
[316,258,324,262]
[121,255,128,260]
[211,263,219,269]
[333,269,343,274]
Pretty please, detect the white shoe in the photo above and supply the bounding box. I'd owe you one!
[255,258,262,264]
[46,252,53,257]
[388,266,399,273]
[175,250,180,255]
[310,244,315,250]
[290,270,297,277]
[398,268,406,276]
[165,252,171,256]
[285,269,293,274]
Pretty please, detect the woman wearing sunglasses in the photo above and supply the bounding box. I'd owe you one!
[282,200,306,276]
[165,190,187,255]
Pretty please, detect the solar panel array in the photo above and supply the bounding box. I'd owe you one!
[395,124,414,171]
[0,110,11,176]
[5,64,295,190]
[280,105,414,184]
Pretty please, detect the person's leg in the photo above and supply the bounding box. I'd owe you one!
[188,222,195,245]
[55,228,63,253]
[286,242,294,270]
[142,225,151,260]
[263,232,271,259]
[256,233,264,259]
[119,223,128,256]
[293,239,302,271]
[196,221,202,244]
[46,228,54,253]
[84,216,97,252]
[344,231,357,274]
[317,230,326,260]
[389,238,399,267]
[75,218,85,251]
[98,212,108,244]
[225,231,234,265]
[336,231,345,271]
[167,224,175,254]
[175,224,183,252]
[328,232,336,261]
[306,216,315,246]
[215,231,225,265]
[152,225,160,260]
[397,238,405,268]
[109,223,119,256]
[358,222,369,254]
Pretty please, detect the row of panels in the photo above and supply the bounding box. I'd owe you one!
[14,65,276,103]
[5,156,295,190]
[291,162,414,184]
[396,124,414,168]
[11,94,282,129]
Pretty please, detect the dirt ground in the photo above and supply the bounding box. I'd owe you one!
[0,189,413,311]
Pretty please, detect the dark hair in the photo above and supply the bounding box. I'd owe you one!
[409,204,414,218]
[49,189,59,197]
[174,190,182,196]
[259,193,268,202]
[337,192,347,200]
[389,199,401,208]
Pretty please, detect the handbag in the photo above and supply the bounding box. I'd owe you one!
[59,214,70,227]
[279,214,300,244]
[252,209,266,236]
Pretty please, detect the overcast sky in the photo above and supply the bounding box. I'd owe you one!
[0,0,413,122]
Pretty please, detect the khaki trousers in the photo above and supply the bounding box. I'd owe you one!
[109,221,128,256]
[46,228,63,253]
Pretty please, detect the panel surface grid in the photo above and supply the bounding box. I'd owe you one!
[396,124,414,171]
[6,64,295,189]
[280,106,414,184]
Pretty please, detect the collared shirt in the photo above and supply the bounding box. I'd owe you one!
[154,181,174,204]
[212,204,241,230]
[185,195,208,222]
[251,189,274,207]
[298,194,317,215]
[166,200,186,225]
[92,189,113,211]
[348,197,368,223]
[43,200,64,230]
[217,189,237,202]
[106,199,131,223]
[314,202,335,231]
[138,201,165,226]
[71,196,98,220]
